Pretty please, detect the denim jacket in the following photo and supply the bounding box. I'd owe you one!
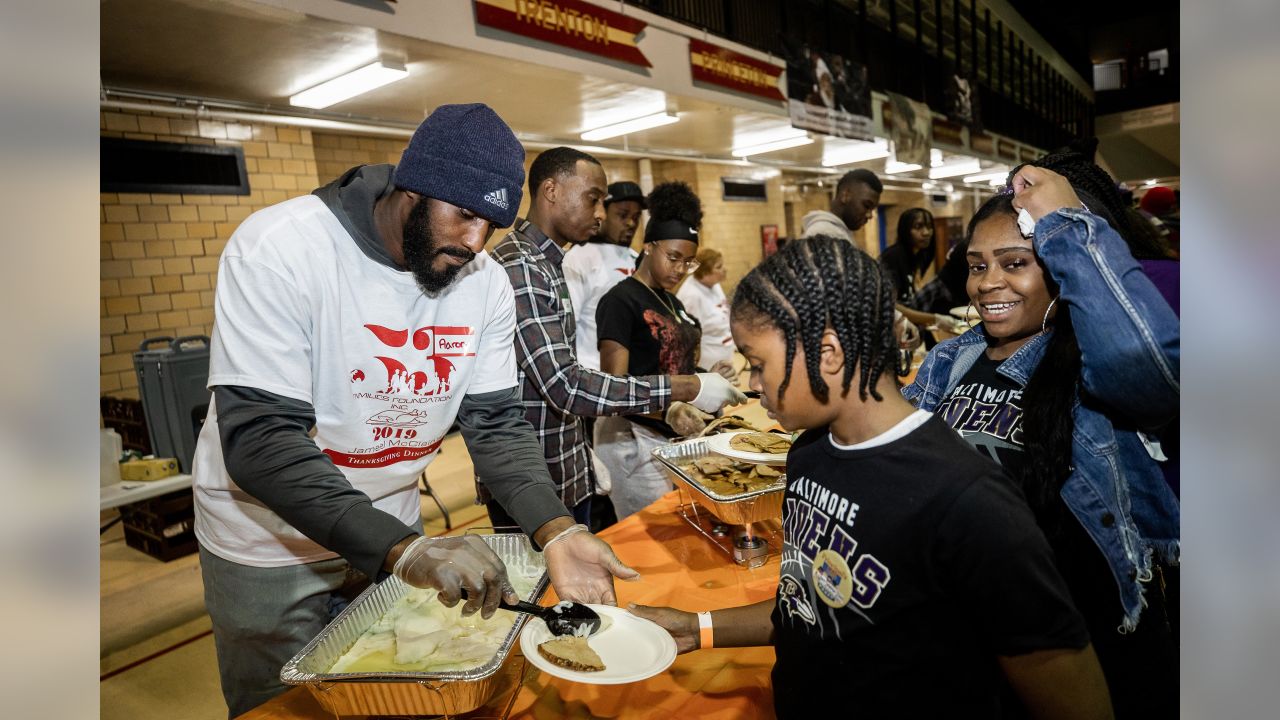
[903,207,1180,632]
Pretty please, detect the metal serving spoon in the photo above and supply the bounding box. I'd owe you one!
[500,599,602,637]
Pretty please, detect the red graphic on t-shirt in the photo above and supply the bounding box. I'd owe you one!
[642,309,697,375]
[324,434,446,468]
[353,323,476,396]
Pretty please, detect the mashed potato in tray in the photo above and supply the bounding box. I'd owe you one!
[329,570,541,674]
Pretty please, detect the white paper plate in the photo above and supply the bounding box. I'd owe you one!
[704,430,790,464]
[519,605,676,685]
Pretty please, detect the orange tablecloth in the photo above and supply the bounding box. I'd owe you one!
[244,491,781,720]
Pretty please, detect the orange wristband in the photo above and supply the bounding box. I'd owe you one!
[698,611,714,649]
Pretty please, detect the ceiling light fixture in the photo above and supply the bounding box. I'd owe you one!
[962,168,1010,185]
[289,60,409,109]
[580,111,680,141]
[885,160,924,174]
[821,138,890,167]
[929,158,983,179]
[732,134,813,157]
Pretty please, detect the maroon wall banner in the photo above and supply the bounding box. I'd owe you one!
[475,0,650,68]
[689,38,784,102]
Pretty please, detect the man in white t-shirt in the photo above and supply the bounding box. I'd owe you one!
[562,180,644,370]
[193,104,636,717]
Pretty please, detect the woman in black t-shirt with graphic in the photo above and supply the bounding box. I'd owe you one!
[593,181,716,520]
[629,235,1111,719]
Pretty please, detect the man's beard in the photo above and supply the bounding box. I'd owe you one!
[402,200,475,294]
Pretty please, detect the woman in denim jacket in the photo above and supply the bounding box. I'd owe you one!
[903,166,1178,718]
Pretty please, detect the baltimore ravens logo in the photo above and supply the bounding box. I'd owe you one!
[778,575,816,626]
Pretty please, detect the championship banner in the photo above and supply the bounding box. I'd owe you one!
[886,92,932,166]
[475,0,650,68]
[689,38,784,102]
[782,38,874,140]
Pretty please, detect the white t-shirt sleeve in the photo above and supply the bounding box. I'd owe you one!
[466,266,520,395]
[563,251,588,320]
[207,255,314,403]
[676,282,707,322]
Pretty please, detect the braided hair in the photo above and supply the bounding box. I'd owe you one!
[1023,139,1170,260]
[731,234,896,404]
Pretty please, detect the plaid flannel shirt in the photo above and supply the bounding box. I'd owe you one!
[488,219,671,508]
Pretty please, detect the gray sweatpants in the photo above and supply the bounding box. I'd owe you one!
[593,416,675,520]
[198,546,371,718]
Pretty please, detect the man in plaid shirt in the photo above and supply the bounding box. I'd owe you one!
[487,147,745,528]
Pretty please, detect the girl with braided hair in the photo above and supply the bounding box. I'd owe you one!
[905,165,1179,718]
[631,234,1110,719]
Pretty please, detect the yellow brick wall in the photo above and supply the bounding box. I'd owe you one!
[100,108,320,398]
[783,185,834,241]
[313,132,404,184]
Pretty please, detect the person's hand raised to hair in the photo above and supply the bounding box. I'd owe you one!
[1010,166,1085,222]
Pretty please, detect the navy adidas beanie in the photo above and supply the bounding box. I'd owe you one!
[393,103,526,227]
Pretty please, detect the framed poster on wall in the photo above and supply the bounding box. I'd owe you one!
[761,224,779,258]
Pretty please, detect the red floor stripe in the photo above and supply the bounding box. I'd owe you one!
[100,629,214,681]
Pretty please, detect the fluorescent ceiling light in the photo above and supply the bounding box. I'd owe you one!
[580,112,679,141]
[732,135,813,157]
[963,168,1010,184]
[822,138,890,167]
[885,160,923,174]
[290,60,409,109]
[930,158,983,179]
[1144,178,1158,186]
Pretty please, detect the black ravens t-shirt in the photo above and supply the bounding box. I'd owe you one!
[596,277,701,436]
[936,352,1029,477]
[771,415,1088,718]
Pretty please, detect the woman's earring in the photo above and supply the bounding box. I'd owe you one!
[1041,297,1059,334]
[967,301,977,323]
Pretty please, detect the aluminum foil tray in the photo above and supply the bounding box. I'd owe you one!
[653,438,785,525]
[279,533,548,717]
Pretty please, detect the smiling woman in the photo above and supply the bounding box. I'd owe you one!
[904,166,1181,719]
[963,195,1056,360]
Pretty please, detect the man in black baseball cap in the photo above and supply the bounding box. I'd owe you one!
[599,180,646,246]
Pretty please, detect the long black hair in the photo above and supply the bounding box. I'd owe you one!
[731,234,896,403]
[894,207,936,274]
[1024,138,1171,261]
[968,194,1080,523]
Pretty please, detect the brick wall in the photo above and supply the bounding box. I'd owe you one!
[100,108,320,398]
[313,132,403,184]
